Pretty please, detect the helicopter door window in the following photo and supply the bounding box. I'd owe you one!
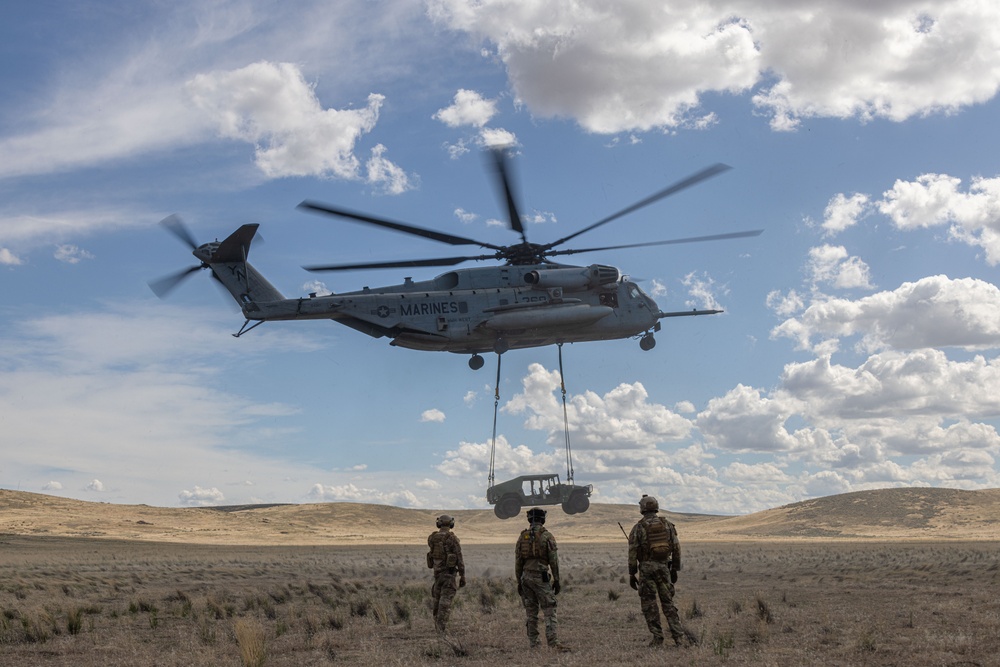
[436,317,448,332]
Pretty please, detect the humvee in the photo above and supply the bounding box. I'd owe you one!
[487,474,593,519]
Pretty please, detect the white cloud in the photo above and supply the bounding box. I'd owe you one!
[682,271,724,310]
[0,248,23,265]
[821,193,870,236]
[434,89,499,128]
[806,244,873,290]
[479,127,518,148]
[178,486,225,506]
[429,0,1000,133]
[504,363,693,449]
[766,289,804,317]
[307,482,420,506]
[187,61,384,179]
[86,479,105,492]
[772,275,1000,352]
[421,408,446,423]
[878,173,1000,264]
[42,481,63,491]
[365,143,413,194]
[54,245,95,264]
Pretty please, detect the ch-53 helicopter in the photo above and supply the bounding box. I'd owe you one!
[151,148,761,370]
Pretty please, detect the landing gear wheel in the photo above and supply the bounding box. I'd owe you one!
[639,334,656,351]
[469,354,485,370]
[493,338,510,355]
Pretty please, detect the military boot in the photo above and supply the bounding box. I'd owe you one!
[648,635,665,647]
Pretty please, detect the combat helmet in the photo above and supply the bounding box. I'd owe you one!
[436,514,455,529]
[526,507,547,524]
[638,494,659,513]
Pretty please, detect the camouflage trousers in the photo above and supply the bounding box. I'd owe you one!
[431,570,458,632]
[520,570,558,647]
[638,561,685,644]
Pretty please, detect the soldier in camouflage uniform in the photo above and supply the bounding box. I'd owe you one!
[514,508,568,651]
[427,514,465,633]
[628,495,690,647]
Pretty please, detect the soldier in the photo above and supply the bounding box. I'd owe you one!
[427,514,465,633]
[515,508,569,651]
[627,494,692,647]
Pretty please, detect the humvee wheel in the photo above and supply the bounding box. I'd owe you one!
[567,492,590,514]
[497,495,521,519]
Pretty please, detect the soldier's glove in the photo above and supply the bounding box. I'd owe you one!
[629,574,639,590]
[670,569,678,584]
[459,576,466,588]
[552,580,561,595]
[628,564,638,576]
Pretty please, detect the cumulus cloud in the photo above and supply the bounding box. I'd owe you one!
[365,144,414,194]
[42,481,63,491]
[820,193,871,237]
[434,89,499,128]
[682,271,724,310]
[307,482,420,506]
[429,0,1000,133]
[806,245,873,290]
[178,485,225,506]
[878,173,1000,264]
[188,61,386,179]
[504,363,693,449]
[86,479,105,492]
[421,408,446,423]
[772,275,1000,352]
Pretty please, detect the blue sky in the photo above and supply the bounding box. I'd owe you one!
[2,0,1000,513]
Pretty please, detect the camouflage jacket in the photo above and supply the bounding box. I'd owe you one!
[628,512,681,571]
[427,528,465,576]
[514,524,559,581]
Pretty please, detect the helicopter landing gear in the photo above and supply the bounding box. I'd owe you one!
[639,334,656,351]
[469,354,485,370]
[493,337,510,355]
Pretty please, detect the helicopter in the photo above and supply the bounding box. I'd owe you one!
[151,148,762,370]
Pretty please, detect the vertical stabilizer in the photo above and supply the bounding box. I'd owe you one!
[205,224,285,305]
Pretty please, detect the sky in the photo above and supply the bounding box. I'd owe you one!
[2,0,1000,515]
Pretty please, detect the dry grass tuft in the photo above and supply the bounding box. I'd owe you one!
[234,618,267,667]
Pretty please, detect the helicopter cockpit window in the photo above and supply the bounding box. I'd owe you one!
[599,291,619,308]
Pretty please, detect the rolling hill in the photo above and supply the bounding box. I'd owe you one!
[1,487,998,545]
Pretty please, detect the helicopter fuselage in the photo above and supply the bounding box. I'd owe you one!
[241,262,660,354]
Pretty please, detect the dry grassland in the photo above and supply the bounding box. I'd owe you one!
[2,535,999,666]
[2,488,999,665]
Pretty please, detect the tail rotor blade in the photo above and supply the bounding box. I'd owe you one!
[159,214,199,250]
[148,265,202,298]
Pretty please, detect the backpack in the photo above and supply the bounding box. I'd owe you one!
[644,517,675,562]
[517,526,549,560]
[428,531,458,568]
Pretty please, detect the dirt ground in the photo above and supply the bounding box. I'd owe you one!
[2,535,998,666]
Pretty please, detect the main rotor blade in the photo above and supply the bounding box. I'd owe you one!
[148,265,202,298]
[159,214,198,250]
[545,163,732,249]
[545,229,764,258]
[488,146,527,242]
[304,254,494,272]
[298,200,504,250]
